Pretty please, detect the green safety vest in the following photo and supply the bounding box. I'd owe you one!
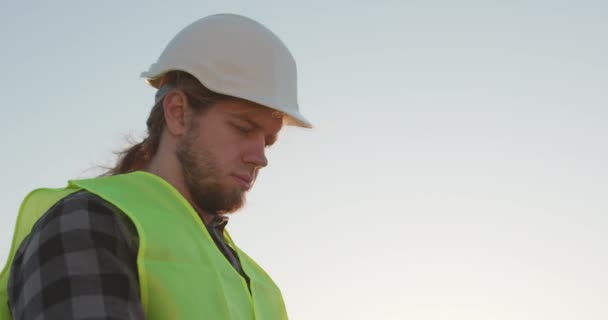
[0,171,287,319]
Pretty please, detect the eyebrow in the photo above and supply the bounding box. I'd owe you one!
[231,114,278,146]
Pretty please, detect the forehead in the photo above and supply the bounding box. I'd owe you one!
[212,98,284,131]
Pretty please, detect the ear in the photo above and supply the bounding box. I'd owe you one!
[162,90,192,137]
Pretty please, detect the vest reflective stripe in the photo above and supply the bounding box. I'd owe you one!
[0,172,287,320]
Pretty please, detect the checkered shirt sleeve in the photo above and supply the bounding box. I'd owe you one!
[7,191,145,319]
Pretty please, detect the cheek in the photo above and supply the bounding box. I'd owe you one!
[207,143,242,168]
[203,125,248,167]
[218,132,250,162]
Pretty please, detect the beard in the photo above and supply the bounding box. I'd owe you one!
[176,126,245,216]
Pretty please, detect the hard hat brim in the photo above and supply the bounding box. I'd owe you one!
[141,71,313,129]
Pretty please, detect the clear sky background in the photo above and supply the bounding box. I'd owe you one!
[1,1,607,319]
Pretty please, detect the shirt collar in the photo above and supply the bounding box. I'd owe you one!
[208,215,229,232]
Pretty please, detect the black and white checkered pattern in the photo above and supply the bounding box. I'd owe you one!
[7,189,250,319]
[7,191,145,319]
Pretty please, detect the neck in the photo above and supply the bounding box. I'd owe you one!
[144,154,215,225]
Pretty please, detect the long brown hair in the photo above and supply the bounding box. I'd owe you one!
[106,71,227,175]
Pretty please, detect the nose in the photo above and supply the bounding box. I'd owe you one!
[243,140,268,169]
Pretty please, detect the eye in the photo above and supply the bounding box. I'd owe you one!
[233,124,252,134]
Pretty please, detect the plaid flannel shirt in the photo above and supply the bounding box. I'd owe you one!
[7,190,247,319]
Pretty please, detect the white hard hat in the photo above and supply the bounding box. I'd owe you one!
[141,13,312,128]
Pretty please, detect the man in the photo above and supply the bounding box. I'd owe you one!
[0,13,311,319]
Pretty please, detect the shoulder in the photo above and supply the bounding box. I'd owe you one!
[7,191,144,319]
[35,190,132,230]
[11,190,139,277]
[31,190,139,246]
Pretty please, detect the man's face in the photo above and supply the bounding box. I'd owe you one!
[176,98,283,215]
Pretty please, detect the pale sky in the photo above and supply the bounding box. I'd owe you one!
[1,1,607,319]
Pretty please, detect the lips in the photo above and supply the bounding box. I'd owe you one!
[232,174,253,189]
